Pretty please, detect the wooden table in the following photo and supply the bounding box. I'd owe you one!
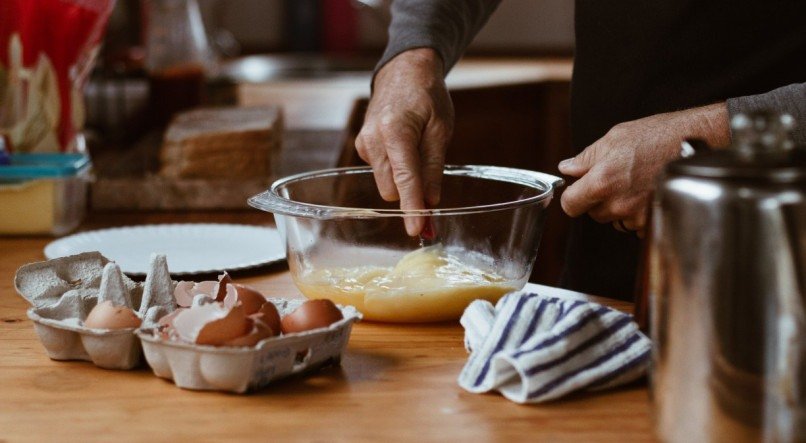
[0,212,657,442]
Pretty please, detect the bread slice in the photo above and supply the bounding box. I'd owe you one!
[160,106,282,179]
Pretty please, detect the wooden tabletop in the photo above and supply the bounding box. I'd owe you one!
[0,212,656,442]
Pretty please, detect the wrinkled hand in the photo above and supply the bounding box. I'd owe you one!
[558,103,730,236]
[356,48,454,235]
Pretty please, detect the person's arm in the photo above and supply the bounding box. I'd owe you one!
[557,82,806,236]
[727,82,806,144]
[558,102,731,236]
[377,0,502,75]
[357,0,500,236]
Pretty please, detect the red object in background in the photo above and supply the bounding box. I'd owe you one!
[0,0,114,151]
[321,0,358,53]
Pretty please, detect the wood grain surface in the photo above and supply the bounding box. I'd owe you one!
[0,211,656,442]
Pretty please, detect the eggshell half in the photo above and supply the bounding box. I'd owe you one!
[214,273,233,302]
[195,305,250,345]
[223,319,275,347]
[84,300,142,329]
[233,285,267,315]
[254,301,282,336]
[172,303,251,345]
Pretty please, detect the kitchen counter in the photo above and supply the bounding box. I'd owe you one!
[237,57,573,130]
[0,211,656,442]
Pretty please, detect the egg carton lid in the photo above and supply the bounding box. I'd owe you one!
[15,252,131,309]
[15,251,176,322]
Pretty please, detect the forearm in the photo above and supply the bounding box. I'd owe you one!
[682,102,731,149]
[727,82,806,144]
[376,0,501,76]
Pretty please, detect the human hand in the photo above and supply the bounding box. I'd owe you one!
[558,103,730,236]
[356,48,454,235]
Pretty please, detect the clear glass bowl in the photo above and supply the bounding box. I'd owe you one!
[249,165,563,323]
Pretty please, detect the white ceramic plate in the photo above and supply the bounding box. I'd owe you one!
[44,224,286,275]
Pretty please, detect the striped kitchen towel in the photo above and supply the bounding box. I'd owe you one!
[458,292,652,403]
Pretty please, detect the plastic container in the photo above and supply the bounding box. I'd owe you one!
[0,153,91,235]
[248,165,564,323]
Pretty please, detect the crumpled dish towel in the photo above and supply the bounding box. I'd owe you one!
[458,292,652,403]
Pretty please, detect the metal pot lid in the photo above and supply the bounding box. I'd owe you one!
[668,111,806,183]
[668,147,806,182]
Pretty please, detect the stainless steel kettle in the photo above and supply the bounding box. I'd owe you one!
[650,111,805,442]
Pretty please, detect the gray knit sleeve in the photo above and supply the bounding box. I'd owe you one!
[727,82,806,145]
[375,0,501,75]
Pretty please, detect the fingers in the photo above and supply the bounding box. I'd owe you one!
[560,170,611,218]
[558,144,600,177]
[383,123,427,236]
[356,134,398,201]
[612,214,647,238]
[355,48,453,236]
[420,120,451,207]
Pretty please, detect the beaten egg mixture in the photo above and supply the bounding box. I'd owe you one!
[293,245,517,322]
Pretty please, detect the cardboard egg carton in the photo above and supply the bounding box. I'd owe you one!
[136,299,361,393]
[14,252,176,370]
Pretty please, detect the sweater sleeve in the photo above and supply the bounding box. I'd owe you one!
[726,82,806,145]
[375,0,501,75]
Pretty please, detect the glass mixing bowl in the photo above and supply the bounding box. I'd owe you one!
[248,165,563,323]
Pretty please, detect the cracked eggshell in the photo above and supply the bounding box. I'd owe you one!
[172,303,251,345]
[136,298,362,393]
[223,319,275,347]
[174,280,218,307]
[254,301,282,336]
[222,283,267,315]
[214,273,233,301]
[14,252,178,370]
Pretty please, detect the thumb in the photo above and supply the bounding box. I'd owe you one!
[558,145,597,177]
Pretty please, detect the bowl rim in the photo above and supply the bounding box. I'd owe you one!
[248,165,564,219]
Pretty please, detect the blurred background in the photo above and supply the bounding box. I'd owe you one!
[82,0,576,284]
[189,0,574,55]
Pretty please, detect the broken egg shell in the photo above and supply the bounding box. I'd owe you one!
[157,307,186,339]
[195,280,217,294]
[253,301,282,336]
[214,273,233,301]
[172,303,237,343]
[233,284,267,315]
[195,305,251,346]
[83,300,142,329]
[158,307,186,328]
[174,280,219,307]
[174,282,196,307]
[281,299,344,334]
[223,318,276,347]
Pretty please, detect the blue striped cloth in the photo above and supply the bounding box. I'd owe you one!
[458,292,651,403]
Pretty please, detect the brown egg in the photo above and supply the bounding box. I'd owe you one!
[223,318,276,347]
[195,305,251,345]
[253,301,282,335]
[232,284,267,315]
[281,299,343,334]
[84,300,142,329]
